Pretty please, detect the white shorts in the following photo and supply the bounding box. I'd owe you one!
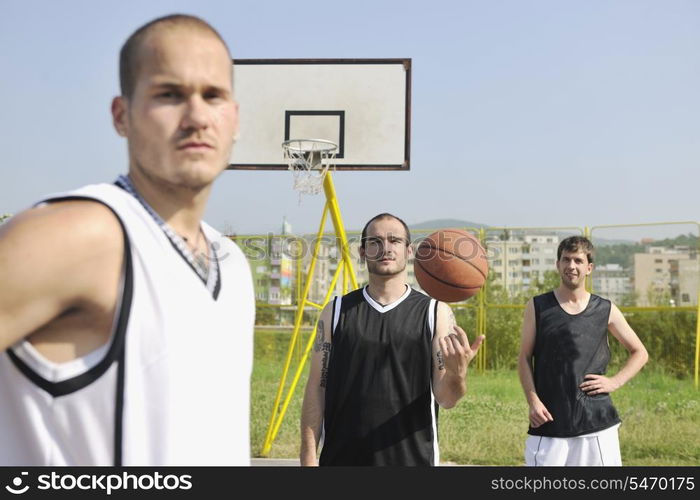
[525,423,621,466]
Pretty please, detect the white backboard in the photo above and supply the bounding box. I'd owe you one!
[229,59,411,170]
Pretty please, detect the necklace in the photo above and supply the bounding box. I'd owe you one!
[115,174,215,286]
[182,227,203,252]
[183,228,209,272]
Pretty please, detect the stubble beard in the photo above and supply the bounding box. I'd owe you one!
[132,158,221,194]
[561,273,585,291]
[367,259,406,277]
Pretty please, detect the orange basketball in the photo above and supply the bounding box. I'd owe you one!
[414,229,488,302]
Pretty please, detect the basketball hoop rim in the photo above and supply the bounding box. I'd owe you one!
[281,138,338,154]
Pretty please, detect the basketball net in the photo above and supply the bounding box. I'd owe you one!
[282,139,338,202]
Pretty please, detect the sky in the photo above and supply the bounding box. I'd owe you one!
[1,0,698,240]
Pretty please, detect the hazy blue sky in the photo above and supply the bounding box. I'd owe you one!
[1,0,698,239]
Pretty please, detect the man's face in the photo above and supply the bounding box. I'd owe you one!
[360,217,412,277]
[112,28,239,190]
[556,250,593,290]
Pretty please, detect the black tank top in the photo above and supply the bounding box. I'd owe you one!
[319,286,439,466]
[529,292,621,437]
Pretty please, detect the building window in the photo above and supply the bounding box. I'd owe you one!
[681,293,690,303]
[509,247,519,254]
[654,259,663,263]
[508,259,519,266]
[492,259,502,266]
[545,258,555,265]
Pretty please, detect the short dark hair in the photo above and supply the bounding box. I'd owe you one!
[360,213,411,248]
[119,14,231,99]
[557,236,595,264]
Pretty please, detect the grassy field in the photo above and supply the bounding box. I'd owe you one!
[251,330,700,465]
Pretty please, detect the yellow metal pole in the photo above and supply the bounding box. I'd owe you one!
[695,222,700,389]
[341,257,347,294]
[267,261,345,445]
[296,238,302,306]
[344,260,351,294]
[478,227,486,373]
[695,289,700,389]
[584,226,593,293]
[262,171,360,455]
[261,203,329,455]
[323,172,359,290]
[296,240,303,366]
[694,222,700,389]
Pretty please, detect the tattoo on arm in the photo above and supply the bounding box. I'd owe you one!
[436,350,445,370]
[320,342,331,388]
[314,319,332,387]
[313,320,325,352]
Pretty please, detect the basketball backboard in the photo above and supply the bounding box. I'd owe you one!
[229,58,411,170]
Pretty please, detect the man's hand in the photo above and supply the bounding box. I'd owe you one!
[438,325,485,377]
[580,374,619,395]
[528,399,554,428]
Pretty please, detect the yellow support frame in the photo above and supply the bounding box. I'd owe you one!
[261,172,358,456]
[259,215,700,455]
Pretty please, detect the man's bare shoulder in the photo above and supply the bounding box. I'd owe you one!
[436,300,452,316]
[2,199,124,251]
[0,199,125,294]
[0,200,124,351]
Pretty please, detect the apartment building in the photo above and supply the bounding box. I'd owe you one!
[634,246,698,306]
[591,263,633,304]
[236,219,294,305]
[484,232,560,295]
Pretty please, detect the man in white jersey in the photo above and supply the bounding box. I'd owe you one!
[0,15,255,465]
[300,213,485,466]
[518,236,647,466]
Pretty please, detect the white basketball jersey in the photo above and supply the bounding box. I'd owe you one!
[0,183,255,465]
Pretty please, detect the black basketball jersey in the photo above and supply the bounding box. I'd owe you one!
[529,291,621,437]
[319,286,439,466]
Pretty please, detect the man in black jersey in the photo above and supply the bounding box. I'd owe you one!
[518,236,648,466]
[300,213,484,466]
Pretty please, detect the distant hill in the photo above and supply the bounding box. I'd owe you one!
[302,218,694,256]
[406,219,638,244]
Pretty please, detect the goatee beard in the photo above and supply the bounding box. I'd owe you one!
[562,278,582,290]
[367,261,406,277]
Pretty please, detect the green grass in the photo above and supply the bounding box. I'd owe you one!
[251,330,700,465]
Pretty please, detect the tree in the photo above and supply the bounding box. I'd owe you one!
[0,214,12,225]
